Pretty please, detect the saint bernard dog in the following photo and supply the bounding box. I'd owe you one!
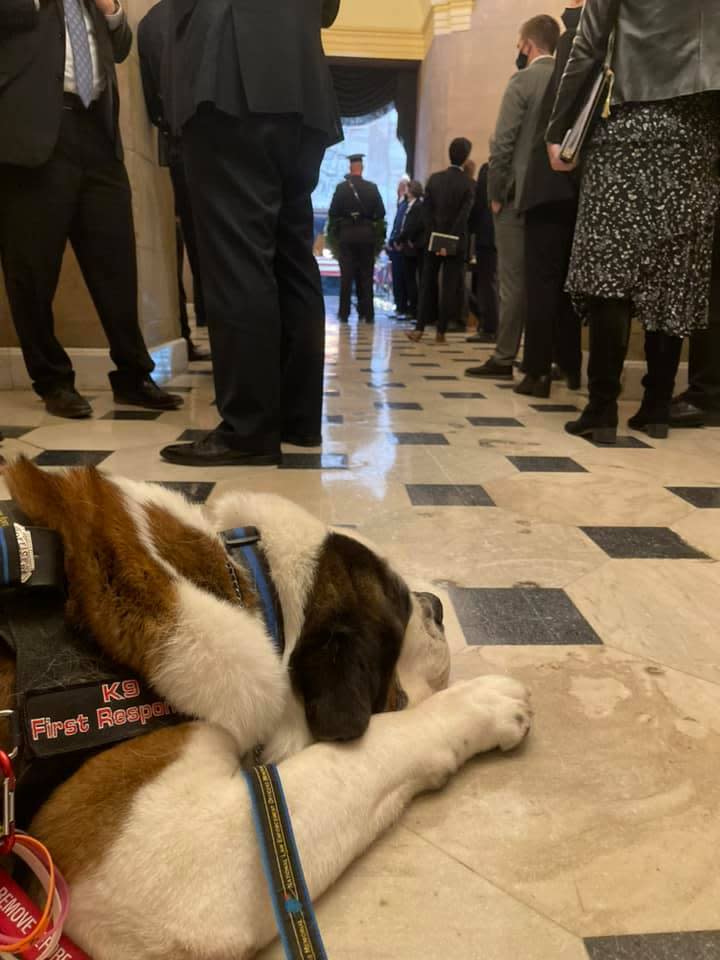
[0,458,531,960]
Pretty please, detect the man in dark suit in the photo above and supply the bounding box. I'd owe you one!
[160,0,342,466]
[513,2,584,398]
[407,137,475,344]
[396,180,426,320]
[467,162,499,343]
[0,0,182,418]
[137,0,210,362]
[387,180,409,318]
[328,154,387,325]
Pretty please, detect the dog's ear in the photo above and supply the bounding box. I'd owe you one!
[290,615,403,742]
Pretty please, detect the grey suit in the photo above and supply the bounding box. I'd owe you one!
[488,57,556,365]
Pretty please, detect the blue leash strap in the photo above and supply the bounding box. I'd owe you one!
[243,764,329,960]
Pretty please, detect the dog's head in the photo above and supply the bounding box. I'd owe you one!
[211,492,450,744]
[289,533,449,742]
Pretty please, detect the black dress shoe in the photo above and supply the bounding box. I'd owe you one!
[282,433,322,448]
[465,358,514,379]
[187,341,211,362]
[44,387,93,419]
[668,399,706,428]
[565,405,617,444]
[514,374,551,398]
[160,432,281,466]
[466,333,496,344]
[113,378,184,411]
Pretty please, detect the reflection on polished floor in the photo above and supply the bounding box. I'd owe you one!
[2,303,720,960]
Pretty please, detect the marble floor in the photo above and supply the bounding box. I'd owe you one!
[2,305,720,960]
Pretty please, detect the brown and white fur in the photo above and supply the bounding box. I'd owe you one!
[1,459,531,960]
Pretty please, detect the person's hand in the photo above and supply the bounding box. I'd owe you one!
[95,0,120,15]
[491,201,503,216]
[547,143,577,172]
[437,248,448,258]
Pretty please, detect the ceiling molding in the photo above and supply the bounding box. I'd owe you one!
[427,0,474,36]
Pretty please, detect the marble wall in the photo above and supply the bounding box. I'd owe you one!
[0,0,179,352]
[416,0,547,180]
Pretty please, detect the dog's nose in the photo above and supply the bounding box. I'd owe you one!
[415,591,444,626]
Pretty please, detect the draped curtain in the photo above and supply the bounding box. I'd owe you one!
[329,61,420,176]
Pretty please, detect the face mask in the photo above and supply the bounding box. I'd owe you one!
[516,49,529,70]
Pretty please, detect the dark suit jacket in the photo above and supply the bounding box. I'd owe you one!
[519,9,582,212]
[0,0,132,167]
[423,166,475,256]
[171,0,341,142]
[468,163,495,249]
[397,199,426,257]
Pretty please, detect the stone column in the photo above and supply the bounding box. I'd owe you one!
[0,0,185,390]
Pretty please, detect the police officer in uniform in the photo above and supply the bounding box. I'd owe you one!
[328,154,386,324]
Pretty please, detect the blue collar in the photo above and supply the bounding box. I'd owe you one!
[221,528,285,657]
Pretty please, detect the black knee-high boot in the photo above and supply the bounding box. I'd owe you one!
[565,297,631,444]
[628,331,684,438]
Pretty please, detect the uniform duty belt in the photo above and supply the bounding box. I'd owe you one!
[244,764,328,960]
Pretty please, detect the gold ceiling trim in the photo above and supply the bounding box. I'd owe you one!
[321,1,474,61]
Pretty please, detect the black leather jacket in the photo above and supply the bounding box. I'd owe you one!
[547,0,720,143]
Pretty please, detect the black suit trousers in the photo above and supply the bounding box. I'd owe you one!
[170,159,207,330]
[469,247,499,335]
[183,108,326,451]
[0,105,154,396]
[523,201,581,379]
[686,208,720,410]
[417,253,465,335]
[403,253,422,317]
[338,242,375,322]
[388,248,407,313]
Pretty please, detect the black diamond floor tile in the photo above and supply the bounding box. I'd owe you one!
[467,417,525,428]
[100,410,163,421]
[0,425,35,438]
[494,383,517,389]
[425,375,459,381]
[186,370,213,376]
[450,586,602,645]
[667,486,720,508]
[324,391,340,397]
[581,526,710,560]
[406,484,495,506]
[509,456,588,473]
[33,449,113,467]
[410,362,441,368]
[280,453,348,470]
[361,368,392,373]
[367,382,406,389]
[529,404,580,413]
[151,480,216,504]
[324,414,344,425]
[584,931,720,960]
[392,432,449,445]
[375,402,423,411]
[440,392,487,399]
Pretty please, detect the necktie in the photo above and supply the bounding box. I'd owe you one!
[64,0,94,107]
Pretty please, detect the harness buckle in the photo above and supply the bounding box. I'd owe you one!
[0,749,16,853]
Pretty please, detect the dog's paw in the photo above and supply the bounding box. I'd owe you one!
[438,675,532,760]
